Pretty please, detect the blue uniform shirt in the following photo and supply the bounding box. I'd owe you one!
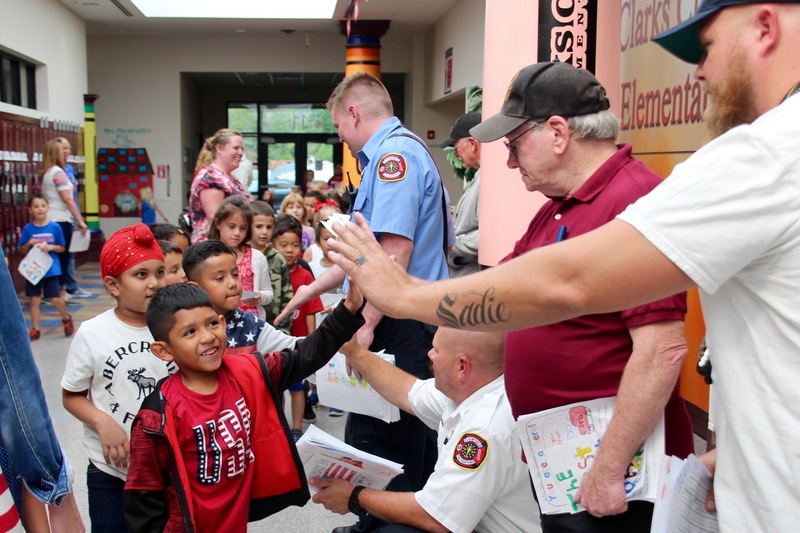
[353,117,449,282]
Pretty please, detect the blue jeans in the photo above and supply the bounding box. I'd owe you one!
[87,463,128,533]
[57,221,77,291]
[0,246,72,509]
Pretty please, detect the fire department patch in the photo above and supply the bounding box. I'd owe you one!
[377,153,407,182]
[452,433,488,470]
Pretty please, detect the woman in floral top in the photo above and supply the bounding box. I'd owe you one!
[188,128,251,243]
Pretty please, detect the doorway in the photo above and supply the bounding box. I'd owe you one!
[258,133,342,206]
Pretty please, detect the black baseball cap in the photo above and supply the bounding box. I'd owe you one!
[439,112,482,148]
[470,62,610,143]
[652,0,800,64]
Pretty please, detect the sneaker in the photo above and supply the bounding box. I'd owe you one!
[291,429,303,443]
[303,401,316,421]
[329,408,344,417]
[29,328,40,342]
[68,287,93,299]
[308,391,319,407]
[63,315,75,337]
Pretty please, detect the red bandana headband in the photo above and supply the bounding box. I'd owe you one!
[314,198,338,213]
[100,223,165,278]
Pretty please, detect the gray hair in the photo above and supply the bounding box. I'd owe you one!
[567,110,620,141]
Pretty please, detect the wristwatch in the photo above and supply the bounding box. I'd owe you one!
[348,485,368,517]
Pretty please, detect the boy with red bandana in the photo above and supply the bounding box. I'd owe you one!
[62,223,175,531]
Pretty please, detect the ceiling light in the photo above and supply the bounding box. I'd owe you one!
[130,0,336,19]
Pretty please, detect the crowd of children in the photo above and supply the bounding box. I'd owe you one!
[29,182,351,531]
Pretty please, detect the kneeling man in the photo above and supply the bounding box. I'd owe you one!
[311,328,540,533]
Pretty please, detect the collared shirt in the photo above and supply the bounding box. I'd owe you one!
[408,376,540,533]
[353,117,449,282]
[503,143,692,459]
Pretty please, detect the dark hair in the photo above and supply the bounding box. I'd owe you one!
[323,190,344,212]
[305,190,324,202]
[339,189,352,213]
[149,223,188,243]
[28,193,48,207]
[315,217,337,242]
[272,213,303,242]
[182,240,236,282]
[158,239,182,256]
[250,200,275,218]
[146,283,216,342]
[207,196,253,245]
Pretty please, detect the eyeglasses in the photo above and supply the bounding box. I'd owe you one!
[504,122,539,157]
[452,137,469,151]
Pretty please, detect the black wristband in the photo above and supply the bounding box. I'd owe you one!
[348,485,368,517]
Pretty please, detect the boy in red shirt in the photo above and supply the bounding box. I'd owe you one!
[271,214,324,439]
[124,282,365,532]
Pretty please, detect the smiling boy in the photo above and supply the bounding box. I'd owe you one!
[182,240,297,356]
[124,282,365,532]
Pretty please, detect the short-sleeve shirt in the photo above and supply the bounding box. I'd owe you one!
[408,377,540,533]
[352,117,449,282]
[61,309,177,480]
[309,260,344,326]
[40,166,74,223]
[141,199,157,225]
[160,367,254,533]
[617,93,800,531]
[264,246,294,335]
[18,221,65,279]
[503,144,692,458]
[289,267,323,337]
[189,165,250,244]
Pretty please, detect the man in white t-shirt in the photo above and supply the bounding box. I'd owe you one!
[310,328,540,533]
[322,2,800,531]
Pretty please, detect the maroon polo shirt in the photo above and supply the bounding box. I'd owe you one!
[503,144,693,458]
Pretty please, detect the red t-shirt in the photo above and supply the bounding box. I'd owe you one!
[289,266,324,337]
[503,144,693,458]
[160,368,255,533]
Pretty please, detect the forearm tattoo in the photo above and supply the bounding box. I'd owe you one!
[435,288,510,329]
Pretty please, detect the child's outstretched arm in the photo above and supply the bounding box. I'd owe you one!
[268,280,365,391]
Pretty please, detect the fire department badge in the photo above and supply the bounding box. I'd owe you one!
[377,153,407,182]
[452,433,488,470]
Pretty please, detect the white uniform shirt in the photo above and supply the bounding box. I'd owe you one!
[618,93,800,531]
[61,309,177,480]
[408,376,541,533]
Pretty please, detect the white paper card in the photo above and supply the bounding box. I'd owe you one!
[315,350,401,423]
[69,230,91,253]
[517,396,664,515]
[320,213,352,239]
[18,246,53,284]
[296,424,403,493]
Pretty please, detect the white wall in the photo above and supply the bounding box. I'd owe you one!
[87,30,415,234]
[425,0,485,104]
[406,0,486,205]
[0,0,87,124]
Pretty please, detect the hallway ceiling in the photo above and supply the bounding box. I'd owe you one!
[58,0,460,36]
